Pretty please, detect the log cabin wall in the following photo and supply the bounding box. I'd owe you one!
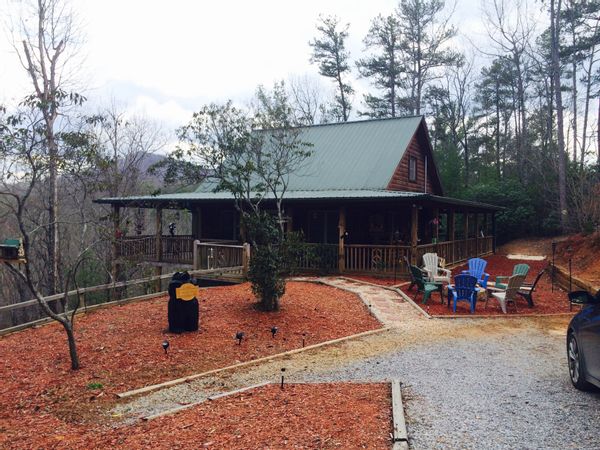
[386,132,442,195]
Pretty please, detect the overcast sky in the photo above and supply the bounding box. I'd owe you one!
[1,0,538,131]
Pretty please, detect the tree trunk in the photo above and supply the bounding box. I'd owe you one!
[551,0,569,231]
[63,320,80,370]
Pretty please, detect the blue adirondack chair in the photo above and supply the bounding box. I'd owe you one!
[461,258,489,288]
[448,274,479,314]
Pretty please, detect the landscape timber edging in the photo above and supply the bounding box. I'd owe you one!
[117,326,391,399]
[142,381,272,421]
[391,379,409,450]
[552,264,599,294]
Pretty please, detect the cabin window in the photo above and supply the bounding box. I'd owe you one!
[409,156,417,182]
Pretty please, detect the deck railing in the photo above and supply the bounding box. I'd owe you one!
[344,244,411,274]
[116,235,494,275]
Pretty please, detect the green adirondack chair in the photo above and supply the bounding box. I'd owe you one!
[409,265,443,304]
[495,263,529,290]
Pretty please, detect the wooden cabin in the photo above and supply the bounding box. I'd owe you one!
[95,116,500,277]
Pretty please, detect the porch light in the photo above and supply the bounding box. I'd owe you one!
[235,331,245,345]
[162,340,169,355]
[280,367,286,389]
[340,231,349,240]
[271,326,278,338]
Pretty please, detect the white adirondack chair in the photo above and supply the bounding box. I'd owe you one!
[486,274,526,314]
[422,252,451,284]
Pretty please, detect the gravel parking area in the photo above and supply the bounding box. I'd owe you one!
[301,319,600,449]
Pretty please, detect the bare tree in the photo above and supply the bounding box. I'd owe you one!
[0,107,96,370]
[550,0,569,230]
[287,75,334,125]
[11,0,84,295]
[483,0,536,182]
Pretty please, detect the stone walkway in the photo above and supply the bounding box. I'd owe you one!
[315,277,423,328]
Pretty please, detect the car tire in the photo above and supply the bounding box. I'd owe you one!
[567,332,595,391]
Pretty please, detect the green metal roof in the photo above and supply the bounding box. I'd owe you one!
[194,115,424,193]
[94,116,500,211]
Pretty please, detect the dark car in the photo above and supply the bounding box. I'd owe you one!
[567,290,600,391]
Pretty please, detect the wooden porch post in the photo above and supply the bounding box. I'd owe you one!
[475,213,480,256]
[492,212,497,253]
[411,205,419,264]
[286,207,294,233]
[447,210,455,263]
[338,206,346,272]
[111,205,120,284]
[192,207,202,240]
[155,208,163,292]
[463,211,469,259]
[432,207,439,244]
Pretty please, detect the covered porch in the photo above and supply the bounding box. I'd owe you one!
[103,192,499,276]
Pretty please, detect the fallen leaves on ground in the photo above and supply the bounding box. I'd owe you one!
[0,282,381,447]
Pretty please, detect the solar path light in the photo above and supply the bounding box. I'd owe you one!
[236,331,244,345]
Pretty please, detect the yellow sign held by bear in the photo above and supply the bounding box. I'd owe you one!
[175,283,198,301]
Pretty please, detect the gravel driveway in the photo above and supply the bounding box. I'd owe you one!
[302,318,600,449]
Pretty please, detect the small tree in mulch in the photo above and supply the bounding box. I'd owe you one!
[162,82,312,311]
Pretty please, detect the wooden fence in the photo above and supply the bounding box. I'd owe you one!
[0,267,243,334]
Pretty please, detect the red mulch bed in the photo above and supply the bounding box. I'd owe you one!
[48,383,388,450]
[400,255,573,316]
[0,282,381,446]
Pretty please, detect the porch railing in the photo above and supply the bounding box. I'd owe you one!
[344,244,411,274]
[193,241,247,270]
[116,234,494,276]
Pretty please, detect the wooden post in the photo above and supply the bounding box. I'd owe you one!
[492,212,497,254]
[154,208,163,293]
[447,210,455,264]
[286,207,294,233]
[154,266,162,293]
[432,207,439,245]
[111,205,120,284]
[155,208,163,262]
[192,208,202,240]
[338,206,346,272]
[475,213,480,256]
[410,205,418,264]
[463,211,469,259]
[242,243,251,277]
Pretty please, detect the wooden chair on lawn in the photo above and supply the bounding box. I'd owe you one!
[422,252,451,284]
[486,274,526,314]
[494,263,529,290]
[410,264,443,304]
[516,269,545,308]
